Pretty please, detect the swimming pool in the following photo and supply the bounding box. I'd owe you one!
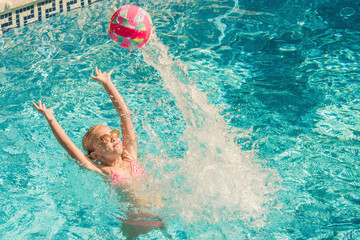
[1,0,360,239]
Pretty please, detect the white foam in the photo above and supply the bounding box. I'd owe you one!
[141,37,283,226]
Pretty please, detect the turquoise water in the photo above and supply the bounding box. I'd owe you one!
[1,0,360,239]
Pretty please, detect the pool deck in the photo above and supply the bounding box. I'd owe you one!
[0,0,102,34]
[0,0,36,12]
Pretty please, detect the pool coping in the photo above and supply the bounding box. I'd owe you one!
[0,0,102,35]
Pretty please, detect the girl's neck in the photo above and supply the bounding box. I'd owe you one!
[101,155,124,167]
[112,157,128,168]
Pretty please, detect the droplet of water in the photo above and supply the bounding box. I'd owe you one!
[340,7,355,19]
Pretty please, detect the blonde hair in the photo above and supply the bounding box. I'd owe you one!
[82,124,104,155]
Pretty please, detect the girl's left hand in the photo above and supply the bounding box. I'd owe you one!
[91,67,114,84]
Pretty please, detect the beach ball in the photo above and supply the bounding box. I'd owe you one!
[108,5,153,49]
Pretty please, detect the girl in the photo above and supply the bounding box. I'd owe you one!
[32,67,166,239]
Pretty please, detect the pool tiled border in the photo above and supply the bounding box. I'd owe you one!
[0,0,102,35]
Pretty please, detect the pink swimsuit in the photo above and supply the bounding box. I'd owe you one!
[110,158,144,186]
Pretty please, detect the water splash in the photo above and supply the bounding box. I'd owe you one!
[141,37,283,226]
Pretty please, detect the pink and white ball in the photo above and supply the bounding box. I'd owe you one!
[108,5,153,49]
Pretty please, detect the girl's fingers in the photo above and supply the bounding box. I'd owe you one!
[94,67,113,78]
[91,75,99,81]
[32,101,38,109]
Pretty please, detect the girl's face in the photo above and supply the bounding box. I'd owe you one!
[90,125,123,160]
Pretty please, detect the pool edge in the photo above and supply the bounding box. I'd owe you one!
[0,0,103,35]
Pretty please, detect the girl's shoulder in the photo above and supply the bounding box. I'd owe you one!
[97,164,112,176]
[122,149,138,163]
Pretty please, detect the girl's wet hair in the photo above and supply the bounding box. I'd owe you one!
[82,124,104,155]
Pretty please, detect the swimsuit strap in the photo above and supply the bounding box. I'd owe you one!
[123,158,137,173]
[109,166,114,175]
[123,158,144,177]
[110,159,138,176]
[109,166,117,181]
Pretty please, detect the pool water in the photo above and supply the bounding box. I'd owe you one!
[1,0,360,239]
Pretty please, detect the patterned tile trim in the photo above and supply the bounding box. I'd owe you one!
[0,0,102,34]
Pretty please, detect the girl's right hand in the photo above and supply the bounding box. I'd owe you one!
[32,100,54,118]
[90,67,114,85]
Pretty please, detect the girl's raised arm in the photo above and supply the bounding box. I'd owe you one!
[32,101,105,174]
[90,67,138,161]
